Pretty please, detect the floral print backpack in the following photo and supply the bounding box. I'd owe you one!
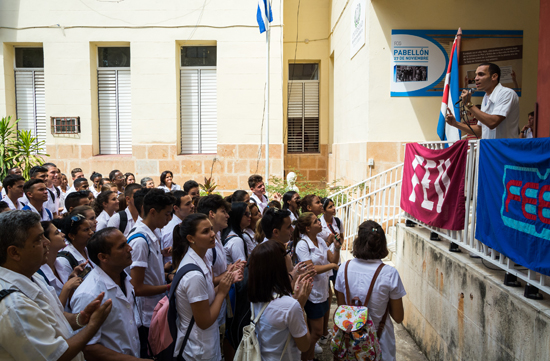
[330,261,389,361]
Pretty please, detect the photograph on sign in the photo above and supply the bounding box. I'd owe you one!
[395,66,428,82]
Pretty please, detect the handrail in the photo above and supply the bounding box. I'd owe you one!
[329,163,403,198]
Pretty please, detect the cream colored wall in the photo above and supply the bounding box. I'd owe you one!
[0,0,284,150]
[327,0,540,184]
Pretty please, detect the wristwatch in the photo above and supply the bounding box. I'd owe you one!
[466,102,474,109]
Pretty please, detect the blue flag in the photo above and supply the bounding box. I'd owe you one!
[257,0,273,33]
[476,138,550,276]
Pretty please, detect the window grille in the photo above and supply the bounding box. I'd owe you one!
[50,117,81,134]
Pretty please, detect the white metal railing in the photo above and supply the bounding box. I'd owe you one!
[331,140,550,298]
[331,164,404,261]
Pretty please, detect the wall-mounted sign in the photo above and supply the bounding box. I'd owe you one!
[350,0,366,58]
[391,30,523,97]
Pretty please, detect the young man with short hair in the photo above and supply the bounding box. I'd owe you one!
[22,179,53,221]
[74,178,90,191]
[107,183,143,237]
[128,189,174,357]
[65,167,85,196]
[43,162,61,218]
[0,168,22,199]
[65,192,91,214]
[2,175,25,210]
[248,174,268,214]
[71,228,142,360]
[161,190,194,264]
[0,210,112,361]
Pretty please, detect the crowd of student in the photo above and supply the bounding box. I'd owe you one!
[0,164,406,361]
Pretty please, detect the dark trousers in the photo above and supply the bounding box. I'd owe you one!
[138,326,153,359]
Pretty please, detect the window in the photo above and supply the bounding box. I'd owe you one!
[14,48,46,151]
[97,47,131,155]
[287,63,319,153]
[180,46,217,154]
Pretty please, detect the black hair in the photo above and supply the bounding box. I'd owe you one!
[65,191,89,211]
[61,213,89,242]
[8,167,21,174]
[261,207,291,239]
[0,211,41,265]
[74,178,88,188]
[172,190,187,209]
[221,201,249,243]
[478,62,501,83]
[160,170,176,187]
[87,227,120,266]
[320,197,334,211]
[29,166,47,179]
[124,172,135,181]
[143,189,175,218]
[40,221,53,240]
[248,240,292,303]
[183,180,199,193]
[290,212,317,264]
[93,190,114,216]
[248,174,263,189]
[124,183,143,198]
[23,179,45,196]
[225,190,249,203]
[90,172,102,182]
[0,201,9,212]
[172,213,209,269]
[196,194,230,217]
[133,188,151,218]
[2,175,25,190]
[109,169,121,182]
[42,162,57,170]
[528,111,535,117]
[353,220,388,260]
[282,191,298,210]
[299,194,320,214]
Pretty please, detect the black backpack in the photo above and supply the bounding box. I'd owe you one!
[57,251,79,270]
[118,210,128,233]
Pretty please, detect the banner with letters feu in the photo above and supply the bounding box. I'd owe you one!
[476,138,550,276]
[401,140,468,230]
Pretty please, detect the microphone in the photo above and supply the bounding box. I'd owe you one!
[454,88,474,105]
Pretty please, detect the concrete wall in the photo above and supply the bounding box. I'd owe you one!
[328,0,540,185]
[0,0,284,190]
[394,224,550,361]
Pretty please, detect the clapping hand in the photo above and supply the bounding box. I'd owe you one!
[77,292,112,328]
[293,274,314,308]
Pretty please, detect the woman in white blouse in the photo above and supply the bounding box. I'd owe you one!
[171,213,235,361]
[248,240,312,361]
[55,214,94,284]
[282,191,300,223]
[93,190,119,231]
[39,221,83,306]
[158,170,181,193]
[291,212,340,361]
[243,202,261,255]
[335,220,406,361]
[221,202,253,263]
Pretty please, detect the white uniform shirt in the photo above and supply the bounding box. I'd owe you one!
[2,194,23,210]
[525,128,533,138]
[158,184,181,193]
[161,214,183,264]
[107,208,142,237]
[223,231,248,263]
[289,210,298,223]
[56,242,94,284]
[243,228,258,256]
[250,193,268,214]
[205,232,227,327]
[128,221,165,327]
[46,185,60,215]
[23,202,53,221]
[0,267,84,361]
[479,83,520,139]
[39,264,65,297]
[90,186,100,198]
[335,259,407,361]
[174,248,220,361]
[320,217,342,271]
[96,210,112,232]
[71,267,140,357]
[295,235,330,303]
[252,296,308,361]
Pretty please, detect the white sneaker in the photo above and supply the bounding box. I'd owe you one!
[314,342,323,354]
[318,334,330,345]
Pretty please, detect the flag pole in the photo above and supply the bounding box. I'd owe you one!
[265,13,270,189]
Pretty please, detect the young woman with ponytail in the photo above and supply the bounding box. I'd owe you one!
[171,213,237,361]
[291,212,341,361]
[93,190,119,231]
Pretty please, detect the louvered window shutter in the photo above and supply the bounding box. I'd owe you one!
[180,68,217,154]
[15,70,46,151]
[98,69,132,155]
[287,80,319,153]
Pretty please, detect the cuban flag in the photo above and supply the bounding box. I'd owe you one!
[257,0,273,33]
[437,31,461,142]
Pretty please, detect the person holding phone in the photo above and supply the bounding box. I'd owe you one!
[291,212,340,361]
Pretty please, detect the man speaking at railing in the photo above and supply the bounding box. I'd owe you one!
[445,62,520,139]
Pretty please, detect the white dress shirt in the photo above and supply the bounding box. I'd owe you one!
[2,194,23,210]
[479,83,520,139]
[335,259,407,361]
[250,193,269,214]
[39,264,65,297]
[158,184,181,193]
[107,208,142,237]
[96,210,112,232]
[243,228,258,256]
[161,214,183,264]
[56,242,94,284]
[0,267,84,361]
[23,202,53,221]
[205,231,227,327]
[223,231,248,264]
[71,267,140,357]
[252,296,308,361]
[295,235,331,303]
[174,248,220,361]
[128,220,165,327]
